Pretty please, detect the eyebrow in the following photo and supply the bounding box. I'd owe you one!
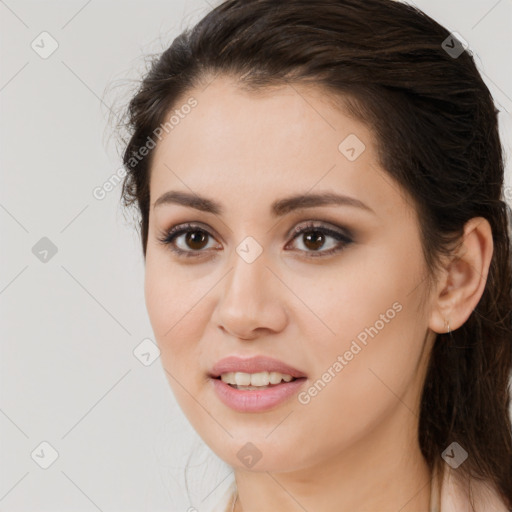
[153,190,375,216]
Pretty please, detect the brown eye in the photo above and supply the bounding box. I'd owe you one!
[286,222,353,258]
[157,223,220,258]
[158,221,352,259]
[184,230,209,251]
[301,230,326,251]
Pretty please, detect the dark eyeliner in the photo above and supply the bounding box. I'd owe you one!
[286,221,353,258]
[156,223,215,258]
[157,221,353,258]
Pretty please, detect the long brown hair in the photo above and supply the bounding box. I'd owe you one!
[118,0,512,506]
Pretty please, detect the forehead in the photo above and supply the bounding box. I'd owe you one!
[149,76,410,221]
[152,77,369,172]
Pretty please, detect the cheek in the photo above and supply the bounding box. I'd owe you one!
[144,254,203,360]
[294,239,427,408]
[290,238,421,356]
[144,264,210,421]
[288,299,427,470]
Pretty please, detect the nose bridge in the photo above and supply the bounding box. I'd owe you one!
[224,240,270,308]
[214,238,287,338]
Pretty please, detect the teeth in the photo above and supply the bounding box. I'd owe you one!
[234,372,251,386]
[220,371,295,387]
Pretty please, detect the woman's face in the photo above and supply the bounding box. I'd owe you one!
[144,76,436,473]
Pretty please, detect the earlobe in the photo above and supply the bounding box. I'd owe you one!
[428,217,494,335]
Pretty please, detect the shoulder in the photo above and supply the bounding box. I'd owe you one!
[435,466,510,512]
[209,469,511,512]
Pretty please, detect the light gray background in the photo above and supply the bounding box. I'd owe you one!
[1,1,511,511]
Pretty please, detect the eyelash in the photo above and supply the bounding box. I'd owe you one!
[156,221,353,259]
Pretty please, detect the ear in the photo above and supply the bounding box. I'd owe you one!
[429,217,494,334]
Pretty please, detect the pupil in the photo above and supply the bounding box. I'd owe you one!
[305,231,324,250]
[186,230,208,250]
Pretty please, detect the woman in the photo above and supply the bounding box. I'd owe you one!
[119,0,512,510]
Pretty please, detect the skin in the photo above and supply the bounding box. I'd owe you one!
[144,75,494,512]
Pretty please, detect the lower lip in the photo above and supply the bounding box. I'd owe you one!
[211,377,307,413]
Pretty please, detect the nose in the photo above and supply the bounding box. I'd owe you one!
[211,249,288,341]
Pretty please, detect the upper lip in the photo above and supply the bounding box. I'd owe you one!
[210,355,307,379]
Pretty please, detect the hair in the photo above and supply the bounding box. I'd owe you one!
[118,0,512,507]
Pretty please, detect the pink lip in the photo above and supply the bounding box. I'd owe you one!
[209,355,307,413]
[209,355,307,379]
[211,378,306,413]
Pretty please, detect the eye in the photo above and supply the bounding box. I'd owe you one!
[157,221,353,259]
[285,221,353,258]
[156,223,221,258]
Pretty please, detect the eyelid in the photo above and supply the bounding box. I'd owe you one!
[157,219,354,258]
[286,219,354,241]
[284,221,353,258]
[156,222,222,256]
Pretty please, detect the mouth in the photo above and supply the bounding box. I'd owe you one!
[213,371,305,390]
[208,355,307,412]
